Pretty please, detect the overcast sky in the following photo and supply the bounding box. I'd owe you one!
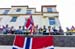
[0,0,75,31]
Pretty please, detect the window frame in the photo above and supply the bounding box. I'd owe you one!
[16,8,21,12]
[10,16,17,22]
[47,8,52,12]
[26,10,32,14]
[3,10,9,15]
[49,18,56,25]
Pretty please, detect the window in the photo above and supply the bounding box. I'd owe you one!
[47,8,52,12]
[10,16,17,22]
[49,18,56,25]
[26,10,31,14]
[16,8,21,12]
[3,10,9,14]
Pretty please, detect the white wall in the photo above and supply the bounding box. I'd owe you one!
[43,7,47,12]
[8,7,36,14]
[55,17,61,29]
[43,13,59,17]
[41,16,49,28]
[0,15,60,29]
[32,15,60,28]
[52,7,57,12]
[33,15,49,28]
[33,15,43,28]
[0,9,10,14]
[8,7,27,14]
[0,16,11,26]
[8,16,28,29]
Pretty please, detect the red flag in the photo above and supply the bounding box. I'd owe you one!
[25,15,34,34]
[13,35,25,48]
[32,36,54,49]
[25,17,31,28]
[13,35,54,49]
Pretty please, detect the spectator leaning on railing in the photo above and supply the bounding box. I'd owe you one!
[58,26,64,35]
[71,26,75,32]
[5,24,10,34]
[66,26,75,35]
[39,27,43,35]
[22,26,26,34]
[0,24,65,35]
[9,26,15,34]
[52,27,58,35]
[48,26,51,35]
[43,25,47,35]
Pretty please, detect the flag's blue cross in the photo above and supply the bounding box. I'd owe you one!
[12,37,31,49]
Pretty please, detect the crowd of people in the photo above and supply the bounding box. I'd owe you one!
[66,26,75,35]
[0,24,64,35]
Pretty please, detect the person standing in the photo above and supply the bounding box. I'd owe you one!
[48,26,51,35]
[9,26,15,34]
[52,27,58,35]
[5,24,10,34]
[43,25,47,35]
[22,26,26,34]
[39,27,43,35]
[15,26,22,34]
[58,26,64,35]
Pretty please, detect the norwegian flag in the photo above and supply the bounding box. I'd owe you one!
[12,35,54,49]
[25,15,34,34]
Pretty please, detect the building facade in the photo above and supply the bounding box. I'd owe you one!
[0,5,60,29]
